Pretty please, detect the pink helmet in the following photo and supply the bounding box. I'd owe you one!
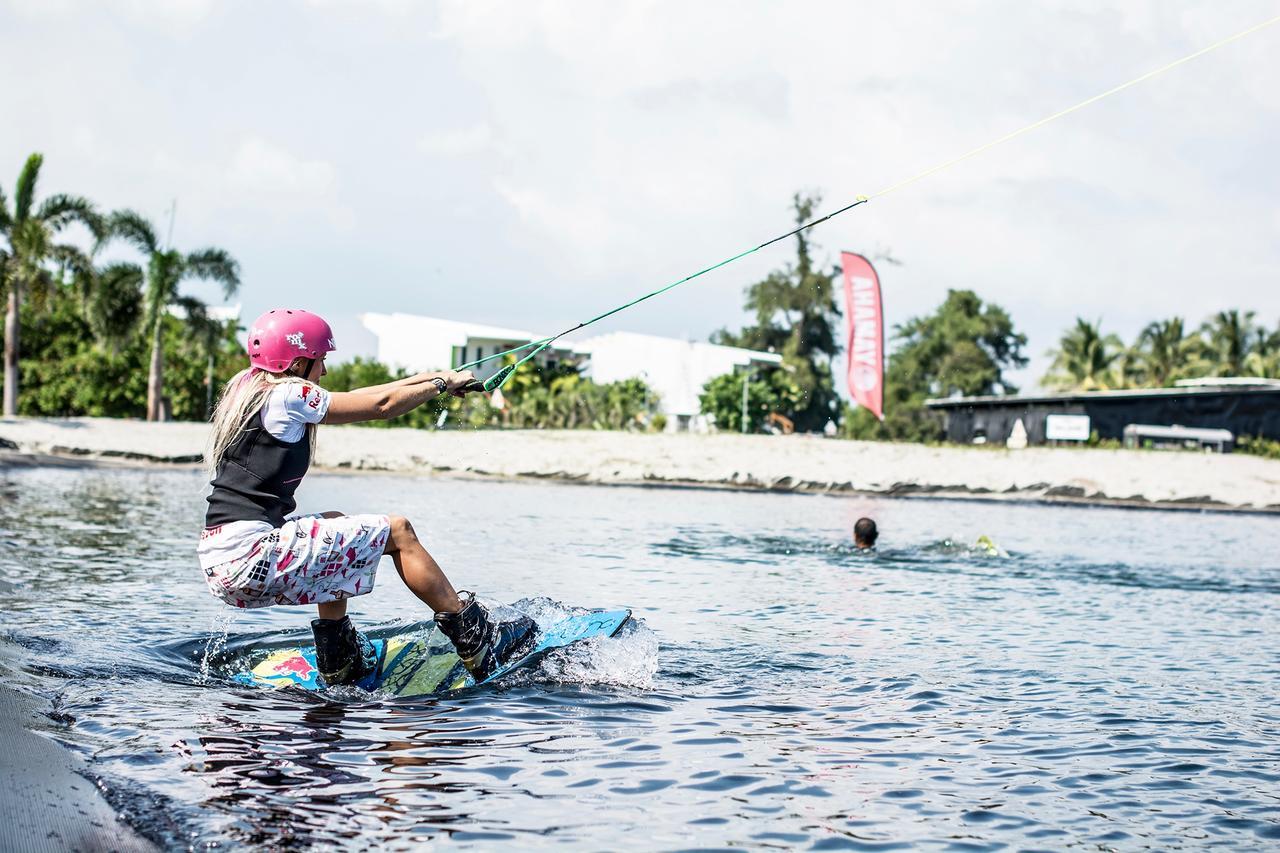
[247,309,336,372]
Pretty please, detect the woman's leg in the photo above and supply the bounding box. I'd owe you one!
[313,511,351,622]
[384,515,463,614]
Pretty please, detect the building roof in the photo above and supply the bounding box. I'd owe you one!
[1123,423,1234,441]
[575,331,782,417]
[926,381,1280,409]
[361,312,552,348]
[574,331,781,364]
[1174,377,1280,388]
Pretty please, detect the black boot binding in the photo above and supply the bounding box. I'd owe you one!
[311,615,377,686]
[435,592,537,683]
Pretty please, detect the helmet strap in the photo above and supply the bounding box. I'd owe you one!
[293,357,316,380]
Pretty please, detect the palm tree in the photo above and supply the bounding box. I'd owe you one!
[1044,317,1124,391]
[176,298,233,419]
[1133,317,1196,387]
[1200,309,1257,377]
[0,153,103,415]
[77,261,146,354]
[1243,322,1280,378]
[109,210,239,421]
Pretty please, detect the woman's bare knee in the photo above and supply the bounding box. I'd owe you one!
[319,511,345,519]
[386,515,420,552]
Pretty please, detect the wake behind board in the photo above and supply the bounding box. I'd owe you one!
[232,608,632,697]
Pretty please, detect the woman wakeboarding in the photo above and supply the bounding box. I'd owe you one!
[199,308,535,686]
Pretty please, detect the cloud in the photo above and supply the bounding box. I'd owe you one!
[417,124,494,157]
[229,137,337,197]
[3,0,1276,383]
[432,0,1280,385]
[3,0,216,32]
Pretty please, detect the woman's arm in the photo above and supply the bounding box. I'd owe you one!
[323,370,475,425]
[349,371,447,396]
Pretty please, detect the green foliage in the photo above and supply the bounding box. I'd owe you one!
[1199,310,1256,377]
[1128,317,1199,387]
[1,152,105,414]
[105,209,240,420]
[712,192,841,432]
[843,289,1027,442]
[1046,310,1280,391]
[324,356,658,432]
[1043,317,1125,391]
[699,368,803,433]
[6,289,242,418]
[324,356,401,394]
[1237,436,1280,460]
[500,364,658,431]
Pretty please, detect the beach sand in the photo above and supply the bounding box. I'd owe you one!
[2,416,1278,511]
[0,682,157,852]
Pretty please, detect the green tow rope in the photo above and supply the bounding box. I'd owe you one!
[453,11,1280,393]
[458,196,871,391]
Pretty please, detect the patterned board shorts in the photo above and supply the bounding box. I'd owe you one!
[204,513,392,609]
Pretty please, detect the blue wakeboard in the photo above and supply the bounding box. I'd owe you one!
[232,608,632,696]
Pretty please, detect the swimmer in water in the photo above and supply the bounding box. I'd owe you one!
[198,309,536,686]
[975,534,1007,557]
[854,517,878,550]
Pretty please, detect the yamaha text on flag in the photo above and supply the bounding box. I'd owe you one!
[841,252,884,421]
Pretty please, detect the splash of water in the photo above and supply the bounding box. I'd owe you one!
[197,610,237,684]
[510,596,659,690]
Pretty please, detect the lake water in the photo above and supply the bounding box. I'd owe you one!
[1,463,1278,850]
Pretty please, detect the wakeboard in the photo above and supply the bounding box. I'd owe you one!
[231,608,632,696]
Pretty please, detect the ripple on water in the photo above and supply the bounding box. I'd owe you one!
[0,467,1277,848]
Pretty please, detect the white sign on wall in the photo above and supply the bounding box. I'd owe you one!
[1045,414,1091,441]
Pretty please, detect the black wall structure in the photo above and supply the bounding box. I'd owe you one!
[926,386,1280,446]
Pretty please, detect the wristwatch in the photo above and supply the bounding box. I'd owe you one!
[431,377,448,395]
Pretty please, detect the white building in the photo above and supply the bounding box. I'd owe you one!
[360,313,781,431]
[361,312,580,385]
[576,331,781,431]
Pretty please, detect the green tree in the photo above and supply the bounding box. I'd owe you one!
[14,287,242,419]
[1199,309,1257,377]
[1243,321,1280,378]
[698,367,803,433]
[0,153,104,415]
[1131,317,1197,387]
[712,192,841,432]
[501,361,656,430]
[1043,317,1125,391]
[324,355,656,431]
[79,261,146,353]
[843,289,1027,442]
[109,210,240,420]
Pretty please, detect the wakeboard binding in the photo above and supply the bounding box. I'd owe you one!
[311,615,377,686]
[435,592,538,683]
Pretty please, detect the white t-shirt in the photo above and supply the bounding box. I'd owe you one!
[198,382,331,569]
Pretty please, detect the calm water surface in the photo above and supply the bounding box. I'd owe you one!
[0,464,1278,850]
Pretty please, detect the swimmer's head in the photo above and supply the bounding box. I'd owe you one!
[854,517,878,549]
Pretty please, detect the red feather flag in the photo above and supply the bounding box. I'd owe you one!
[841,252,884,421]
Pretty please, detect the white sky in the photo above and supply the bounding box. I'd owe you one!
[3,0,1277,390]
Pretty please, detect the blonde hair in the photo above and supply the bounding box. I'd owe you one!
[205,366,319,479]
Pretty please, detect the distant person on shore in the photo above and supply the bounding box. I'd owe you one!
[854,517,878,550]
[198,309,535,687]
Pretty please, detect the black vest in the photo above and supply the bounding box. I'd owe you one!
[205,413,311,528]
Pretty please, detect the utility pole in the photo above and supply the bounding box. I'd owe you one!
[165,199,177,248]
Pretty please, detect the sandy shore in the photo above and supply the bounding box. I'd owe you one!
[2,416,1279,511]
[0,682,157,852]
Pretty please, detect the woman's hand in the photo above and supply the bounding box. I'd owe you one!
[443,369,480,396]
